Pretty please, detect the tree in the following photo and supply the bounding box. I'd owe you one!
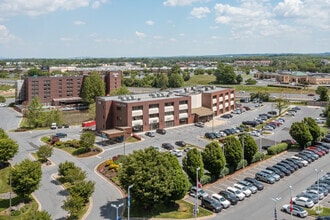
[250,92,270,102]
[10,159,42,199]
[118,147,189,209]
[316,86,329,101]
[27,210,52,220]
[182,148,204,182]
[58,162,87,184]
[27,68,47,76]
[223,136,242,171]
[214,63,237,84]
[0,95,5,103]
[44,109,63,127]
[303,117,321,142]
[109,85,131,96]
[245,78,257,85]
[26,96,45,128]
[236,74,243,84]
[0,139,18,163]
[58,161,76,177]
[80,131,95,152]
[289,121,313,149]
[68,180,95,203]
[0,128,9,139]
[153,73,168,90]
[239,134,258,165]
[62,195,85,218]
[168,73,184,88]
[81,71,106,104]
[36,145,53,163]
[274,98,288,115]
[201,142,226,180]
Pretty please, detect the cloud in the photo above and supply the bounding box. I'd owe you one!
[190,7,210,19]
[0,25,17,44]
[163,0,204,7]
[135,31,146,39]
[0,0,107,17]
[146,20,154,26]
[60,37,74,41]
[74,20,86,25]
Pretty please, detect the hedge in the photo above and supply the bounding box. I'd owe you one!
[267,143,288,155]
[252,152,266,163]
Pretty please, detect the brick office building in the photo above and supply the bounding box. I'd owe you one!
[95,86,235,138]
[15,71,121,106]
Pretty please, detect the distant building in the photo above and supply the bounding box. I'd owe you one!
[95,86,235,138]
[15,71,121,106]
[234,60,271,67]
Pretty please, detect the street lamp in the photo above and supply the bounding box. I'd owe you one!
[314,169,323,215]
[111,203,124,220]
[127,184,134,220]
[212,112,214,133]
[289,185,293,220]
[271,197,281,220]
[241,134,245,168]
[194,167,200,220]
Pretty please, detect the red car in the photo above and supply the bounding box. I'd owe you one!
[307,147,326,156]
[306,148,324,157]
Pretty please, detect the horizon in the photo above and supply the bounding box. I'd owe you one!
[0,0,329,58]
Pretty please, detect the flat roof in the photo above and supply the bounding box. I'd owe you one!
[191,106,213,117]
[98,86,232,103]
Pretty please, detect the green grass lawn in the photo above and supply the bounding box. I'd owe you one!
[129,200,212,219]
[307,206,330,217]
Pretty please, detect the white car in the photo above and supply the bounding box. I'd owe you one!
[233,183,252,197]
[281,204,308,218]
[0,103,7,107]
[305,189,324,200]
[291,156,308,166]
[292,197,314,208]
[226,186,245,201]
[211,194,230,208]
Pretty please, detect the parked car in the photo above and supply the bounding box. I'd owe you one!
[194,122,205,128]
[205,132,216,139]
[255,171,275,184]
[156,128,166,134]
[63,124,70,128]
[272,164,291,176]
[145,131,155,137]
[285,158,304,168]
[244,177,264,190]
[189,186,208,199]
[211,194,230,208]
[218,190,238,205]
[55,132,67,138]
[226,187,245,201]
[175,141,186,147]
[292,197,314,208]
[161,143,174,150]
[281,204,308,218]
[201,197,223,213]
[260,170,280,181]
[266,166,285,178]
[237,180,258,194]
[221,114,233,119]
[170,149,183,157]
[233,183,252,197]
[296,192,318,204]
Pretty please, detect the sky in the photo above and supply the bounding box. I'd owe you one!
[0,0,329,58]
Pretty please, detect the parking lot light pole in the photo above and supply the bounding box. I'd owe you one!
[241,134,245,168]
[289,185,293,220]
[128,184,134,220]
[111,203,123,220]
[314,169,323,215]
[195,167,200,220]
[271,197,281,220]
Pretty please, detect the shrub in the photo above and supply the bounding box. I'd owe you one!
[200,173,212,185]
[54,141,65,148]
[220,167,229,177]
[73,147,87,155]
[11,210,21,216]
[267,143,288,155]
[236,159,248,170]
[251,152,265,163]
[105,159,120,171]
[65,139,80,148]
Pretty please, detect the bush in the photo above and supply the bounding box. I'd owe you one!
[220,167,229,177]
[236,159,248,170]
[11,210,21,216]
[251,152,265,163]
[267,143,288,155]
[54,141,65,148]
[200,173,212,185]
[65,139,80,148]
[73,147,87,155]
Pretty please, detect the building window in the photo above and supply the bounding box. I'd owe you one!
[165,102,174,106]
[179,100,188,105]
[132,105,143,111]
[149,104,159,108]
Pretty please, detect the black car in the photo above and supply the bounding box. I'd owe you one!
[316,216,330,220]
[219,190,238,205]
[55,132,67,138]
[277,162,295,173]
[244,177,264,191]
[266,166,285,178]
[156,128,166,134]
[221,114,233,119]
[161,143,174,150]
[201,197,223,213]
[205,132,216,139]
[296,153,314,162]
[175,141,186,147]
[262,145,271,150]
[273,164,291,176]
[63,124,70,128]
[285,158,304,168]
[281,159,299,170]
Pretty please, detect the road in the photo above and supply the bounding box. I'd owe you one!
[0,101,326,220]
